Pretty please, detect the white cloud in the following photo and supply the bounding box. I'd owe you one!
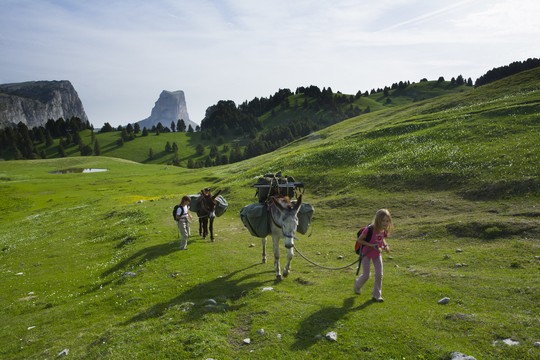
[454,0,540,35]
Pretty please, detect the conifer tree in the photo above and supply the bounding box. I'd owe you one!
[177,119,186,132]
[94,139,101,155]
[58,144,66,157]
[196,144,205,156]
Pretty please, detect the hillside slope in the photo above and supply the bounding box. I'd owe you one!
[215,67,540,200]
[0,69,538,360]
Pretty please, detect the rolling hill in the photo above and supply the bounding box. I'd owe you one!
[0,67,539,359]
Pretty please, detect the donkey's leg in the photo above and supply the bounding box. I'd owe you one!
[198,219,203,236]
[283,246,294,277]
[261,237,267,263]
[209,217,215,242]
[272,233,282,281]
[202,218,208,239]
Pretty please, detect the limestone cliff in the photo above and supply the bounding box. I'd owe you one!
[137,90,197,130]
[0,80,89,128]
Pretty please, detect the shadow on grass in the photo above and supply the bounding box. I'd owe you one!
[101,241,179,278]
[122,263,274,325]
[291,297,375,351]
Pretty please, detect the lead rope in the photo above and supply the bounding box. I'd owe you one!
[293,243,359,270]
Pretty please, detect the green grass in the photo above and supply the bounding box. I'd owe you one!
[31,129,245,167]
[1,69,540,359]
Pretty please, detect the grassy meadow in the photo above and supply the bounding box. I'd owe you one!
[1,69,539,359]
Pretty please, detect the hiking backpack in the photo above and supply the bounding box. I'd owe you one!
[355,225,373,254]
[172,204,184,220]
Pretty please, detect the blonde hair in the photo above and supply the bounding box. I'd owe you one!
[373,208,393,233]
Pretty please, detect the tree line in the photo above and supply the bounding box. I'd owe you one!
[198,85,366,161]
[475,58,540,87]
[0,117,92,159]
[99,119,196,135]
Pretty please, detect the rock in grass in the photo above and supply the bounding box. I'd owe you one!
[123,271,137,278]
[450,352,476,360]
[534,341,540,347]
[492,338,520,346]
[438,297,450,304]
[325,331,337,341]
[243,338,251,344]
[502,338,519,346]
[179,302,195,312]
[58,349,69,357]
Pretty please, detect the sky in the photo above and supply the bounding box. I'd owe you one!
[1,0,539,128]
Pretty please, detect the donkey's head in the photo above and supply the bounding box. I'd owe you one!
[271,195,302,249]
[199,189,221,218]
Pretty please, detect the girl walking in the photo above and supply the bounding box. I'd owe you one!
[354,209,393,302]
[176,195,193,250]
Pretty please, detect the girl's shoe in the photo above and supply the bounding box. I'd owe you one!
[372,297,384,302]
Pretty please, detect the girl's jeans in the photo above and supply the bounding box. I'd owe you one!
[178,219,190,249]
[355,255,383,298]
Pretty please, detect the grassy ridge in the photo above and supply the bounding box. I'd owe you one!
[0,69,539,359]
[26,78,472,166]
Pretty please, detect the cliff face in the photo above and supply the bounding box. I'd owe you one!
[0,80,89,128]
[137,90,197,130]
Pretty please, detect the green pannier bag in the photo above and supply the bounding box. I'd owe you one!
[240,202,314,237]
[188,194,200,212]
[214,195,228,217]
[240,203,270,238]
[297,202,314,235]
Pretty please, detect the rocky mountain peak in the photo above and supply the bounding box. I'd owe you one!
[0,80,89,129]
[137,90,197,130]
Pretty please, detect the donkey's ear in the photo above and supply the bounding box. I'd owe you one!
[212,189,222,198]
